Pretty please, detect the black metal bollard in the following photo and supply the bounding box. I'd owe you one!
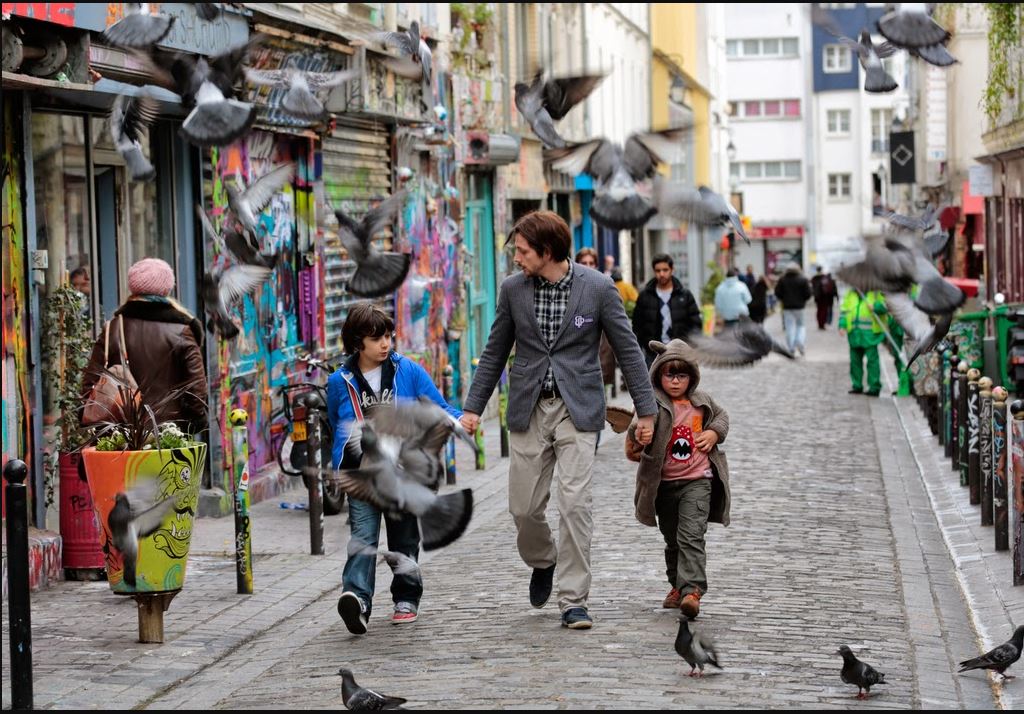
[1010,399,1024,586]
[938,349,950,448]
[304,393,325,556]
[967,368,982,506]
[978,378,994,526]
[4,459,34,710]
[956,361,969,482]
[992,387,1009,551]
[949,358,960,466]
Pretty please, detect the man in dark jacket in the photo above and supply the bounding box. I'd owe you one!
[774,262,812,356]
[632,253,703,365]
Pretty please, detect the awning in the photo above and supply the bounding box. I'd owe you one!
[946,276,979,297]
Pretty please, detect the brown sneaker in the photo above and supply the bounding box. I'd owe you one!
[662,587,682,609]
[680,590,702,618]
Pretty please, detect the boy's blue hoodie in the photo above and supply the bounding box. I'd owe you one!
[326,351,463,469]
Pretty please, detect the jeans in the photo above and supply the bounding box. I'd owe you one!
[342,498,422,616]
[782,309,806,353]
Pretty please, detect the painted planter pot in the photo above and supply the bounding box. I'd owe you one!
[81,444,206,594]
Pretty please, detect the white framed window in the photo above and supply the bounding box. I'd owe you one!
[729,162,741,178]
[821,3,855,8]
[783,161,801,178]
[824,44,852,73]
[827,108,851,134]
[828,173,852,199]
[764,161,782,178]
[783,38,799,56]
[726,40,739,57]
[727,38,800,59]
[741,161,802,181]
[871,108,892,153]
[735,99,801,120]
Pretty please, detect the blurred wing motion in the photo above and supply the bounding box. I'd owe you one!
[335,191,411,298]
[653,179,750,246]
[682,319,794,368]
[104,3,175,49]
[884,292,953,367]
[111,94,159,181]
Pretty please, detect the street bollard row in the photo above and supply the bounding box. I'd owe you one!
[4,459,34,710]
[938,347,1024,586]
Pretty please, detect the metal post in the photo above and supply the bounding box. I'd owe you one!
[978,378,994,526]
[4,459,33,710]
[471,358,485,470]
[305,394,325,556]
[949,358,960,465]
[1011,399,1024,586]
[938,349,950,448]
[443,364,457,485]
[498,367,510,459]
[957,361,968,483]
[229,409,253,594]
[992,388,1009,551]
[967,368,981,506]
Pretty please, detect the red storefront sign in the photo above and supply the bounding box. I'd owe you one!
[747,225,805,240]
[1,3,76,26]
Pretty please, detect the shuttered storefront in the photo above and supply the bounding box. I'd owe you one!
[320,118,394,359]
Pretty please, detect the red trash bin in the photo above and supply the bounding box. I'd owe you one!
[59,452,106,578]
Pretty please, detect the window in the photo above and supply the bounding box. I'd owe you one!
[821,3,855,8]
[871,108,892,153]
[762,38,780,55]
[743,101,762,117]
[828,173,852,198]
[783,38,799,56]
[784,161,802,178]
[824,44,852,73]
[730,162,741,178]
[727,37,800,59]
[827,108,851,134]
[726,39,738,57]
[736,99,801,119]
[746,162,763,178]
[743,39,759,56]
[740,161,801,181]
[763,100,781,116]
[784,99,801,117]
[764,161,782,178]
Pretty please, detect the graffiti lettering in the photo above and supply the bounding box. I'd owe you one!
[70,493,90,512]
[968,392,979,454]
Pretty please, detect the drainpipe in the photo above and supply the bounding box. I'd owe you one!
[501,3,511,131]
[803,4,816,271]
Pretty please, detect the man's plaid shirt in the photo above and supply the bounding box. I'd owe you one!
[534,266,574,392]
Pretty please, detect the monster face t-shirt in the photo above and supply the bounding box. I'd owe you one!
[661,401,712,481]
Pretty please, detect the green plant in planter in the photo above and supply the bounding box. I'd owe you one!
[41,284,93,507]
[701,261,725,306]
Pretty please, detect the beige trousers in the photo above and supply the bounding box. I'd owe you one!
[508,397,598,612]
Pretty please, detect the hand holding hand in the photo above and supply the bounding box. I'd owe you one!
[635,415,655,445]
[694,429,719,452]
[460,412,480,435]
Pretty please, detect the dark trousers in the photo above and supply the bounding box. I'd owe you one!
[654,478,712,596]
[342,498,422,616]
[815,301,829,329]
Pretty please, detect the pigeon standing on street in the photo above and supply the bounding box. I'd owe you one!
[545,128,689,230]
[837,645,887,699]
[334,191,411,298]
[675,619,722,677]
[877,4,952,49]
[107,485,175,588]
[958,625,1024,681]
[110,94,159,182]
[225,162,296,237]
[339,668,407,710]
[244,66,360,121]
[513,69,606,149]
[104,3,175,49]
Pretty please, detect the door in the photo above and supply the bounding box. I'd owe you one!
[464,172,495,361]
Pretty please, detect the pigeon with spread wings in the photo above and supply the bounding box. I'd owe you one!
[514,69,606,149]
[334,191,411,298]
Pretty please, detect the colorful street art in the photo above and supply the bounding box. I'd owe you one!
[207,131,310,475]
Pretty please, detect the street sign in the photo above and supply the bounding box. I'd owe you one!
[890,131,916,185]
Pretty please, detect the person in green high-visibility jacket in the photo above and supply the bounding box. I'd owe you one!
[838,289,887,396]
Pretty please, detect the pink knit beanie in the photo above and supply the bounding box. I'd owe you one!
[128,258,175,296]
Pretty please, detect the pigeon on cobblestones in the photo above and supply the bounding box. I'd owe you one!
[339,668,407,710]
[958,625,1024,681]
[837,645,886,699]
[675,619,721,677]
[108,483,175,588]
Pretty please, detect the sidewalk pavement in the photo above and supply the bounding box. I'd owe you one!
[2,311,1021,709]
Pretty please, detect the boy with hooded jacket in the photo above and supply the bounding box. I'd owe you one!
[624,339,731,618]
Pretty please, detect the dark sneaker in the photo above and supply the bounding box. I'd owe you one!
[663,587,682,609]
[529,564,556,608]
[561,607,593,629]
[680,590,702,619]
[865,390,880,397]
[338,591,368,635]
[848,388,863,394]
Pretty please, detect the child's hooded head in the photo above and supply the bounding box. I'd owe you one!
[648,339,701,397]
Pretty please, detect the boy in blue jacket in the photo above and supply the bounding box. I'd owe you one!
[327,302,462,635]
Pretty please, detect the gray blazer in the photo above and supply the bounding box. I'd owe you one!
[464,264,657,432]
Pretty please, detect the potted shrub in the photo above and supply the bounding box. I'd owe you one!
[700,261,725,336]
[40,284,103,577]
[79,373,206,600]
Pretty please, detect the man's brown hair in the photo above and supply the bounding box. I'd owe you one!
[342,302,394,354]
[507,210,572,263]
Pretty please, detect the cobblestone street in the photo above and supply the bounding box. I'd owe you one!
[3,316,1018,709]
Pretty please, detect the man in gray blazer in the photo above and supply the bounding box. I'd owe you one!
[460,211,657,630]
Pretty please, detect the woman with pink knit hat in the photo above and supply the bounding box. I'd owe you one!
[81,258,207,433]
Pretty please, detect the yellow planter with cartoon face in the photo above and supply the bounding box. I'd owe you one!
[81,444,205,594]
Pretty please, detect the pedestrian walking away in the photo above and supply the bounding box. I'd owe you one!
[328,302,464,634]
[714,268,752,327]
[774,262,812,356]
[810,265,839,330]
[460,210,658,630]
[624,339,731,619]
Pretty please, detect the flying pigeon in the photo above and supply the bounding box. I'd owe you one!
[139,37,262,147]
[514,69,606,149]
[652,179,751,246]
[375,20,432,87]
[244,67,360,121]
[878,4,952,49]
[545,128,689,230]
[334,191,411,298]
[339,668,407,711]
[812,8,899,92]
[837,645,886,699]
[334,415,474,550]
[202,262,276,339]
[346,537,423,582]
[884,205,939,233]
[110,94,159,182]
[196,204,274,269]
[884,291,953,367]
[836,233,965,315]
[104,3,174,49]
[107,483,175,588]
[680,320,795,368]
[958,625,1024,681]
[675,619,721,678]
[226,163,296,237]
[910,43,958,67]
[923,229,949,258]
[195,3,224,21]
